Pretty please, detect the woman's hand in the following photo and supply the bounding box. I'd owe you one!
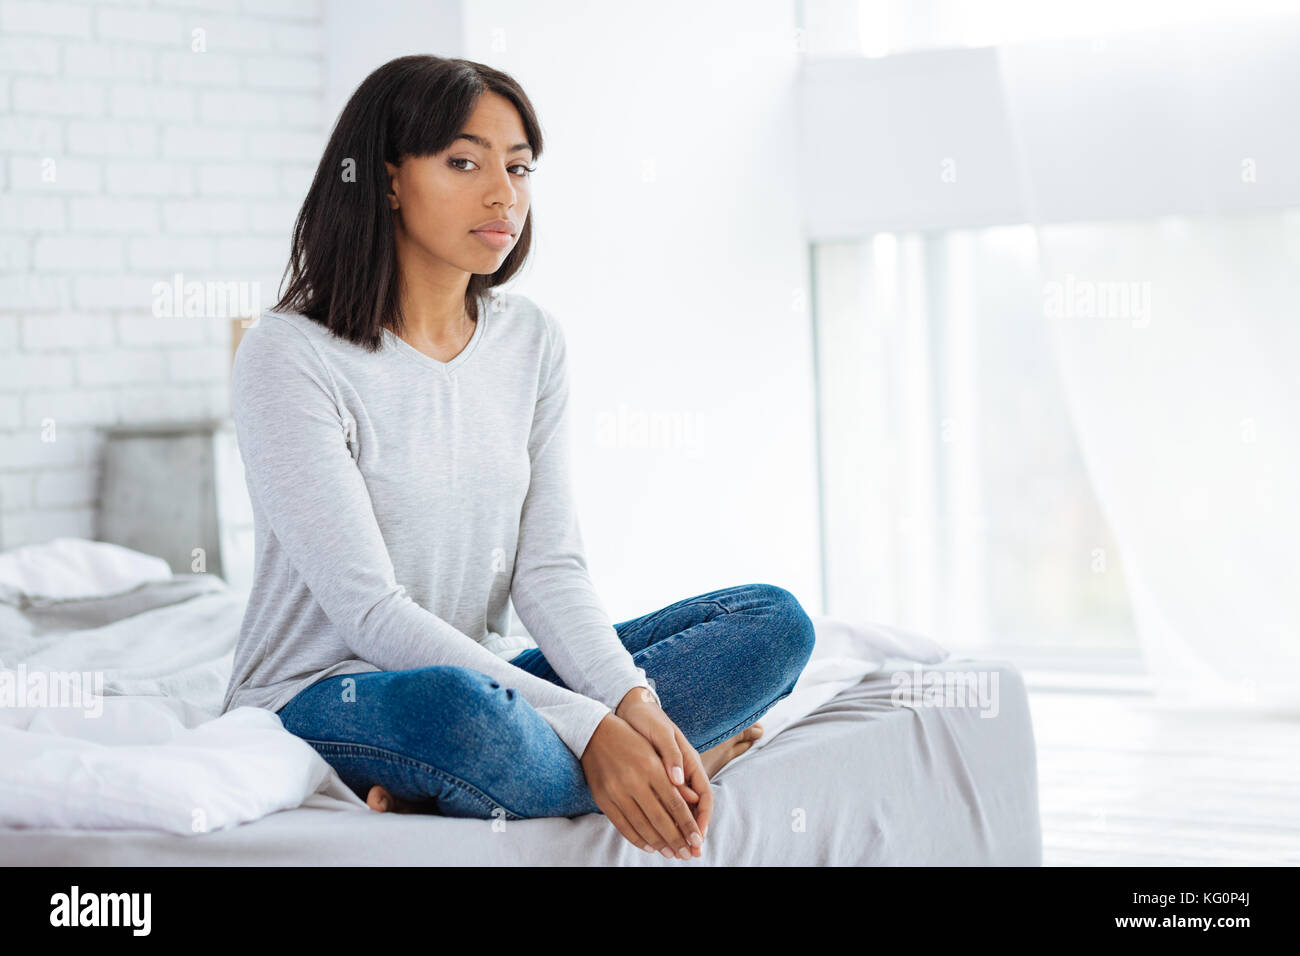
[579,709,706,859]
[614,688,713,844]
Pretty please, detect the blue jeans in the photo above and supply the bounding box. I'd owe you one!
[275,582,816,820]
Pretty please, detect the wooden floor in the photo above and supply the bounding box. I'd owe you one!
[1027,688,1300,866]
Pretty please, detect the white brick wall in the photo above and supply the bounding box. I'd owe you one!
[0,0,324,551]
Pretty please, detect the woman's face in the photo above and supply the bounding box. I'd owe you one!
[384,91,533,282]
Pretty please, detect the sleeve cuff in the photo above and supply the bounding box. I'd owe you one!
[609,671,661,712]
[568,698,614,759]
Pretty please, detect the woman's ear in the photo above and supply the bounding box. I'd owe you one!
[383,160,399,210]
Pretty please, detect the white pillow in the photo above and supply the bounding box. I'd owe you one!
[0,537,173,605]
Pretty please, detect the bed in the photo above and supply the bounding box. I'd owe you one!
[0,538,1041,866]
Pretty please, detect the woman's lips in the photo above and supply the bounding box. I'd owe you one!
[471,230,513,249]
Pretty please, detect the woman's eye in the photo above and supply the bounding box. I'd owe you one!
[448,157,534,177]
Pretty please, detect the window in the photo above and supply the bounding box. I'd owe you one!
[813,225,1137,655]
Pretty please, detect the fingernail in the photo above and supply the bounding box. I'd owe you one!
[643,844,654,853]
[378,796,389,811]
[689,832,702,846]
[677,846,691,859]
[660,847,673,859]
[672,766,684,784]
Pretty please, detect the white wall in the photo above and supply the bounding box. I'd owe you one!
[0,0,326,549]
[456,0,822,619]
[799,14,1300,236]
[322,0,462,126]
[2,0,822,621]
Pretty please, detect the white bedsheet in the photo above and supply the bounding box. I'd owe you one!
[0,547,950,835]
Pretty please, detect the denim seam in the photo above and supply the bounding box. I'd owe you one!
[618,599,728,645]
[625,600,728,661]
[301,738,528,821]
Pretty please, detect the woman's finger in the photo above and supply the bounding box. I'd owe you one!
[652,774,704,855]
[599,796,653,853]
[679,732,713,838]
[614,793,666,855]
[653,722,687,786]
[632,785,693,859]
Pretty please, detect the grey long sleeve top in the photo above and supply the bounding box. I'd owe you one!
[219,290,656,758]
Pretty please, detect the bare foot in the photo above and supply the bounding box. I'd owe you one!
[366,785,425,813]
[699,722,763,779]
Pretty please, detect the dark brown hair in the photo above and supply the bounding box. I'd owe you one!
[272,55,544,350]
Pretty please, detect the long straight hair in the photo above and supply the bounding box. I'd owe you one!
[272,55,544,350]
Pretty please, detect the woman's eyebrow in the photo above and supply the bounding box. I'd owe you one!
[455,133,533,155]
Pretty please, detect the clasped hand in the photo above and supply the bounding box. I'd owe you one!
[578,687,712,859]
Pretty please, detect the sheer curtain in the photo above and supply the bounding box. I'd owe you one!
[814,229,1137,656]
[804,6,1300,708]
[984,15,1300,712]
[1028,212,1300,710]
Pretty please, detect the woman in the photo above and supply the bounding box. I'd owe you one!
[221,54,815,861]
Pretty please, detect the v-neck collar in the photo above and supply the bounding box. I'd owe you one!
[382,291,488,373]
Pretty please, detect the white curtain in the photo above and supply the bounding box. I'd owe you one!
[1028,212,1300,711]
[986,16,1300,712]
[806,8,1300,707]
